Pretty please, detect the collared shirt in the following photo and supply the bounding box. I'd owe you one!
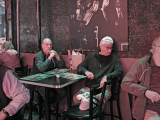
[2,70,30,116]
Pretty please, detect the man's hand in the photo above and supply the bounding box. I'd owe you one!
[85,71,94,79]
[100,76,107,88]
[48,50,57,60]
[0,110,7,120]
[145,90,160,103]
[48,50,61,61]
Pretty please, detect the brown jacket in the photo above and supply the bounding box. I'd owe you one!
[0,50,20,71]
[121,56,152,120]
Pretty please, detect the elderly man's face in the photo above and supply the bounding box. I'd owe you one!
[116,0,121,8]
[1,47,6,52]
[100,42,113,56]
[42,39,52,55]
[151,39,160,56]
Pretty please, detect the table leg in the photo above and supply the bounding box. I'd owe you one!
[38,92,42,120]
[56,102,59,120]
[28,91,34,120]
[67,85,72,109]
[45,88,51,120]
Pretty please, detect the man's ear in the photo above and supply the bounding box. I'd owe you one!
[99,44,102,50]
[150,49,153,54]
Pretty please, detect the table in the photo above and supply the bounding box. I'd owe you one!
[20,69,86,120]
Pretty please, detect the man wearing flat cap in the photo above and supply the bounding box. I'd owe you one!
[73,36,123,109]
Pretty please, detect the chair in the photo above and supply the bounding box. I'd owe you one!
[61,82,108,120]
[15,53,35,77]
[15,58,29,77]
[103,76,122,120]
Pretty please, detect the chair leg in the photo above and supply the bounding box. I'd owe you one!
[117,98,122,120]
[110,100,113,120]
[60,114,66,120]
[28,91,34,120]
[17,104,26,120]
[56,102,59,120]
[38,92,42,120]
[21,105,26,120]
[99,113,104,120]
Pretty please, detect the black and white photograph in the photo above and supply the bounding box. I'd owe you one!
[69,0,128,51]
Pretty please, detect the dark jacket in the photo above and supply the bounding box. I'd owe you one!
[30,50,64,75]
[77,52,123,87]
[121,56,152,120]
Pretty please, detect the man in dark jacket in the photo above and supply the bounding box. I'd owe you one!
[30,38,65,107]
[73,36,123,108]
[31,38,64,74]
[0,64,30,120]
[121,36,160,120]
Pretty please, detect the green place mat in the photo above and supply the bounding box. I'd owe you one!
[59,73,86,80]
[44,68,70,75]
[20,73,54,81]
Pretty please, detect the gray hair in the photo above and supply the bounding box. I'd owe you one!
[41,38,52,44]
[2,41,14,50]
[152,36,160,47]
[100,36,114,45]
[150,36,160,53]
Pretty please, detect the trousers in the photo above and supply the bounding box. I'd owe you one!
[144,110,160,120]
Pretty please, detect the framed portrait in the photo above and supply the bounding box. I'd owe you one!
[69,0,128,51]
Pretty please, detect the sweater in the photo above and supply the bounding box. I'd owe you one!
[77,52,123,87]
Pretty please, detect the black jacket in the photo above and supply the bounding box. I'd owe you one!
[30,50,64,75]
[77,52,123,87]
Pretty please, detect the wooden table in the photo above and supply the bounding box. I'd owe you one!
[20,69,86,120]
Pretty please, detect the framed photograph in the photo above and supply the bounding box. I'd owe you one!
[69,0,128,51]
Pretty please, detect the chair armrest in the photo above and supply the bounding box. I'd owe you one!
[90,80,111,89]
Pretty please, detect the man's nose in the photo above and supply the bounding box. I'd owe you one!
[108,49,112,52]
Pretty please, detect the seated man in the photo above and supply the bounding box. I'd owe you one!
[74,36,123,110]
[30,38,65,107]
[121,36,160,120]
[31,38,64,74]
[0,64,30,120]
[0,41,20,71]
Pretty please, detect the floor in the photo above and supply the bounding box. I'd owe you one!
[24,104,60,120]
